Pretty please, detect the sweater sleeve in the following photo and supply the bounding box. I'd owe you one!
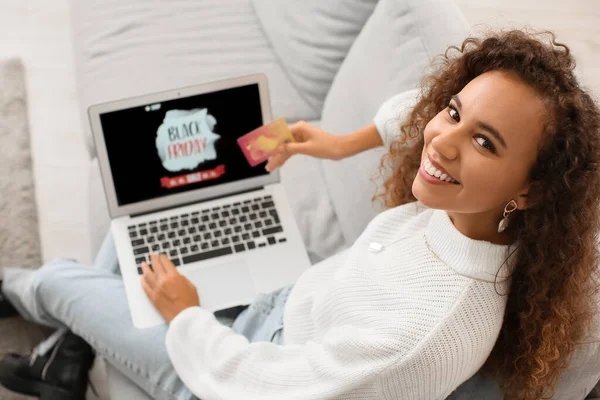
[165,307,401,400]
[373,89,420,150]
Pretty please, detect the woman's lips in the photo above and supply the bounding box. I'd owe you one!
[418,164,457,185]
[422,157,459,184]
[425,155,458,183]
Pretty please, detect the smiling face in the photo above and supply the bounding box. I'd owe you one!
[412,70,547,241]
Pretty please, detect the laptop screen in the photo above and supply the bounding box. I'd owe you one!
[99,84,267,207]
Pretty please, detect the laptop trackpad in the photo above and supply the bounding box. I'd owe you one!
[185,260,256,312]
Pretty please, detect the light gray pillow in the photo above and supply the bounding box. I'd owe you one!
[318,0,470,245]
[251,0,378,114]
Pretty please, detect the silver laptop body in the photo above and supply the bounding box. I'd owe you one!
[88,74,311,329]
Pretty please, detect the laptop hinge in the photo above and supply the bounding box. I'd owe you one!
[131,187,264,218]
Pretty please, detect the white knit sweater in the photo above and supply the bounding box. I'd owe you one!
[165,91,516,399]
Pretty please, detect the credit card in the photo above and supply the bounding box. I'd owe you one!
[237,118,294,167]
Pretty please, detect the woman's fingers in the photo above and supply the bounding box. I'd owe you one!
[141,274,154,299]
[150,253,166,275]
[289,121,309,142]
[283,141,311,156]
[159,253,177,275]
[266,144,289,171]
[141,262,156,289]
[265,153,288,172]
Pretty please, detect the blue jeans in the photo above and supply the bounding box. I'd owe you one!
[1,232,293,400]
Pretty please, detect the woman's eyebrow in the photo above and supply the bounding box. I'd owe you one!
[451,94,508,150]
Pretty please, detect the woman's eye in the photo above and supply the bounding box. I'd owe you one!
[446,104,496,153]
[475,135,496,153]
[447,105,460,122]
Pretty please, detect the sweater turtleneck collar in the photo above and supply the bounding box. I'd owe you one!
[424,209,517,283]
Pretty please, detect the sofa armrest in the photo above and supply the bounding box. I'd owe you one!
[587,380,600,400]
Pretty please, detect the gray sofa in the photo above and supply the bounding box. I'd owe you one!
[65,0,599,398]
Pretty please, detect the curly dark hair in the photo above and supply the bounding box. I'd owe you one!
[376,29,600,399]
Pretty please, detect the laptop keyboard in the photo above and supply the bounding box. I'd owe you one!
[127,195,287,274]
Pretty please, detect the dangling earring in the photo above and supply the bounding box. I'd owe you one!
[497,200,518,233]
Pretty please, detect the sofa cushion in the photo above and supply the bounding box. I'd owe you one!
[68,0,318,158]
[251,0,378,113]
[88,157,111,257]
[106,363,152,400]
[318,0,470,245]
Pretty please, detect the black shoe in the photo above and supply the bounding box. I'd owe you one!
[0,280,19,319]
[0,331,95,400]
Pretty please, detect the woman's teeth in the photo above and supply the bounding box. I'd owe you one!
[423,159,458,184]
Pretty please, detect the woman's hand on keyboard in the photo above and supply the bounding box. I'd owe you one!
[141,253,200,323]
[265,121,347,171]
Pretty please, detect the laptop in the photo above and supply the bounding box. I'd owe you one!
[88,74,311,329]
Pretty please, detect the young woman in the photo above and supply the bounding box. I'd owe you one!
[1,29,599,400]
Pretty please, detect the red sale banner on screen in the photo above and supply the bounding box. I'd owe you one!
[160,164,226,189]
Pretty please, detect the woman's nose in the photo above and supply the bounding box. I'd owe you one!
[430,129,460,161]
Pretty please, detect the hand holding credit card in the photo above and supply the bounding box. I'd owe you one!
[237,118,295,167]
